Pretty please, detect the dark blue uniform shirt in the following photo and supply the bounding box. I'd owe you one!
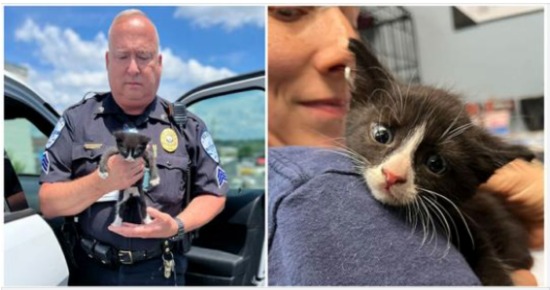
[268,146,481,286]
[40,93,228,251]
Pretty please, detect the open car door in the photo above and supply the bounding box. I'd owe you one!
[4,72,69,286]
[177,71,266,286]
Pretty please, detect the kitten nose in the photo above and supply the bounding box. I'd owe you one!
[382,168,406,190]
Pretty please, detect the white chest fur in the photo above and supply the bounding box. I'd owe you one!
[122,187,141,200]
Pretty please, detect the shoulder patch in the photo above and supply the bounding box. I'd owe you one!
[216,166,227,188]
[45,118,65,149]
[41,152,50,174]
[200,130,219,163]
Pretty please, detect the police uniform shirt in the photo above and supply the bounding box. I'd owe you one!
[40,93,229,251]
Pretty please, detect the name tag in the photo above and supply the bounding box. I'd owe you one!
[84,143,103,150]
[96,190,119,203]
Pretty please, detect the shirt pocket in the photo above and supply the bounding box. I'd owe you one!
[148,154,189,209]
[71,146,104,178]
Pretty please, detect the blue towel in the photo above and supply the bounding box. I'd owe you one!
[268,146,481,286]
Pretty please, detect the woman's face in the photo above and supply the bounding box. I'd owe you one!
[268,6,361,147]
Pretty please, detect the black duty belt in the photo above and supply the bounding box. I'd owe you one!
[80,237,173,266]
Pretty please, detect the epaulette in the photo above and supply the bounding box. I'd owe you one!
[82,91,109,101]
[64,91,109,113]
[158,97,172,112]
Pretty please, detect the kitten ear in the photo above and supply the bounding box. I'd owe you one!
[348,38,395,102]
[470,126,535,183]
[113,131,125,142]
[139,134,151,144]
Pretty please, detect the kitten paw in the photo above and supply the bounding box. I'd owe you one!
[149,177,160,186]
[111,217,122,227]
[98,170,109,179]
[143,216,153,224]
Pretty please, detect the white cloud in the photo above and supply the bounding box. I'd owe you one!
[173,6,265,31]
[161,48,235,85]
[13,19,237,112]
[16,18,107,71]
[157,48,235,101]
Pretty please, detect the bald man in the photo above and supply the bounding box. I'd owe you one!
[39,9,227,285]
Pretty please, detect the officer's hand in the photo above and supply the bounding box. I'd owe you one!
[479,158,544,249]
[103,155,145,192]
[108,207,178,239]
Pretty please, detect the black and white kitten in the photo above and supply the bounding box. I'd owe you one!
[98,131,160,226]
[345,39,534,285]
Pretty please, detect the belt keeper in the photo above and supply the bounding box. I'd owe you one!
[94,243,113,265]
[80,238,96,259]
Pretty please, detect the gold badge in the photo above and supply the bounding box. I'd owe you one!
[160,128,178,153]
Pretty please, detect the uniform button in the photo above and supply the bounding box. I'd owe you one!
[166,161,172,166]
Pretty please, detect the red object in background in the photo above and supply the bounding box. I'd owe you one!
[465,102,481,116]
[256,157,265,166]
[465,102,483,126]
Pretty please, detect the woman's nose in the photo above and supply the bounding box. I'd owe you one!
[312,8,359,75]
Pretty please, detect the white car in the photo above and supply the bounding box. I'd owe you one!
[4,71,70,286]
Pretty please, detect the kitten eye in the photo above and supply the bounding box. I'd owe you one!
[426,154,447,175]
[269,7,308,22]
[371,124,393,144]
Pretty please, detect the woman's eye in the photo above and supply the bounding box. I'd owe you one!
[426,154,448,175]
[371,123,393,144]
[269,7,307,22]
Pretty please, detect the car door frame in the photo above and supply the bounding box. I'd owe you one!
[177,70,267,286]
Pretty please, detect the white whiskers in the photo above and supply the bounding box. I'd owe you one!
[417,187,475,250]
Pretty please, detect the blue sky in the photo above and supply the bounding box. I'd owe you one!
[4,6,265,116]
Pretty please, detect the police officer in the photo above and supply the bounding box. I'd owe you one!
[38,9,227,286]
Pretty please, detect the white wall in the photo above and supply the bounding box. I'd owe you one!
[406,6,544,103]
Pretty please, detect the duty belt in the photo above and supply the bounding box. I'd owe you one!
[80,237,174,266]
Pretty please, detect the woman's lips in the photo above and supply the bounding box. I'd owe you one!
[299,99,349,117]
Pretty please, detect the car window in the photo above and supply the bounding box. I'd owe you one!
[4,117,48,212]
[4,118,47,176]
[187,89,265,192]
[4,153,30,213]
